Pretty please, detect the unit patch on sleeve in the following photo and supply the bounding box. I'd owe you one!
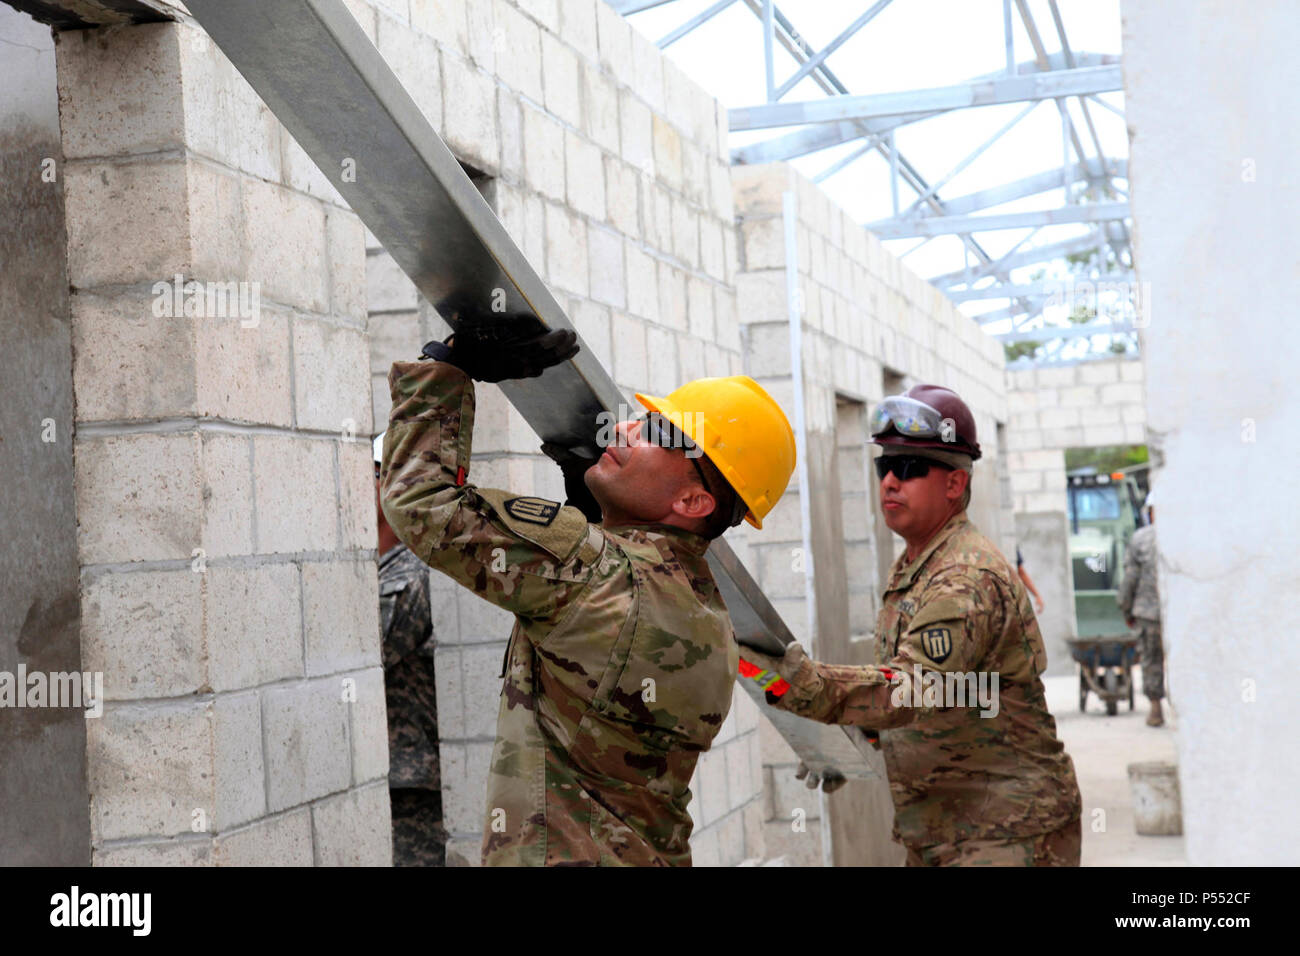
[920,627,953,665]
[503,496,560,526]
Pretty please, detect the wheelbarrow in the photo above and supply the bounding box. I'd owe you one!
[1067,634,1138,716]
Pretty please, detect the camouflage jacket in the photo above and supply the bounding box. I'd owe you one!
[1118,524,1160,622]
[379,542,439,791]
[380,360,738,867]
[773,514,1081,847]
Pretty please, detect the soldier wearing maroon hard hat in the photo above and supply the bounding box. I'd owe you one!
[741,384,1083,866]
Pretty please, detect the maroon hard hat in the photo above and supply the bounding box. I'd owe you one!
[870,384,982,460]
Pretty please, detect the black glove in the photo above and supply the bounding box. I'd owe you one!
[422,296,579,382]
[540,442,603,524]
[796,761,848,794]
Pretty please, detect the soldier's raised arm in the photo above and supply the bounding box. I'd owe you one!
[380,319,596,628]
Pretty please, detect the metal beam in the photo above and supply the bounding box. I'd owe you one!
[657,0,737,49]
[729,64,1122,131]
[929,233,1103,286]
[870,201,1129,239]
[993,322,1136,343]
[935,160,1127,216]
[945,272,1137,302]
[772,0,893,100]
[184,0,879,780]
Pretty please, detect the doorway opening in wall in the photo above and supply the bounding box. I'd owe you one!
[1063,443,1150,640]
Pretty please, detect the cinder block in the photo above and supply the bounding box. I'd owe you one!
[686,276,714,342]
[725,738,756,810]
[560,0,599,61]
[619,91,654,175]
[463,0,493,70]
[199,432,256,559]
[1083,424,1127,446]
[742,797,765,861]
[64,159,190,289]
[568,298,613,371]
[195,308,294,427]
[251,435,338,554]
[743,322,793,378]
[595,0,634,88]
[498,89,524,181]
[461,643,507,739]
[76,433,201,565]
[583,63,620,153]
[1079,360,1121,385]
[680,140,707,208]
[565,131,606,219]
[1120,360,1144,382]
[612,312,648,388]
[88,700,213,841]
[371,0,410,26]
[440,740,494,834]
[206,563,302,692]
[603,157,639,236]
[367,250,420,313]
[311,783,393,866]
[441,54,498,172]
[735,271,787,324]
[715,806,746,866]
[714,286,740,352]
[1059,385,1096,408]
[302,559,380,677]
[657,261,687,331]
[541,32,582,127]
[71,291,195,423]
[583,226,626,310]
[523,102,565,201]
[94,838,214,867]
[544,203,588,296]
[516,0,559,31]
[1100,382,1144,405]
[732,165,791,218]
[651,115,683,193]
[1038,407,1081,429]
[212,690,266,830]
[292,320,373,434]
[434,646,465,740]
[55,22,184,159]
[689,823,721,867]
[495,183,548,270]
[81,569,204,701]
[213,809,313,866]
[629,29,664,112]
[262,678,353,812]
[281,126,345,206]
[624,243,659,320]
[670,197,699,267]
[180,23,281,181]
[1011,470,1043,494]
[1080,404,1123,426]
[742,217,785,271]
[347,666,390,786]
[327,207,367,325]
[243,176,329,314]
[338,438,379,552]
[646,325,678,395]
[411,0,468,55]
[491,0,543,103]
[699,217,725,282]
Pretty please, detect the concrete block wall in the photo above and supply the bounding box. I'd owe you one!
[730,162,1010,865]
[1004,357,1146,514]
[55,16,390,865]
[356,0,762,865]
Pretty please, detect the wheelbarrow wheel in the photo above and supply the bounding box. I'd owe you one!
[1104,668,1119,716]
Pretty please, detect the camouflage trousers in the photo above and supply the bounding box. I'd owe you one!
[1135,617,1164,700]
[905,816,1081,867]
[390,788,446,867]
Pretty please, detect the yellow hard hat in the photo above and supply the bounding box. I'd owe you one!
[636,375,796,530]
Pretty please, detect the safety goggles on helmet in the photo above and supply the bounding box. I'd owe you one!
[869,395,952,441]
[874,455,953,482]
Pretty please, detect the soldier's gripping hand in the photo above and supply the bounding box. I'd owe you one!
[540,442,603,524]
[421,295,579,382]
[739,642,823,707]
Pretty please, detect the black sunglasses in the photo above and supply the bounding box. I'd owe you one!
[642,413,711,490]
[874,455,953,482]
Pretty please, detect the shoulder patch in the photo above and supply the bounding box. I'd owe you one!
[475,487,592,563]
[503,496,560,526]
[919,627,953,664]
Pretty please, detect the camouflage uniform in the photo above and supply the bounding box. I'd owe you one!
[380,360,738,867]
[770,514,1082,866]
[1118,524,1163,700]
[379,542,446,866]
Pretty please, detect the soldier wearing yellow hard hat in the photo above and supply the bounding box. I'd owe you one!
[380,315,796,868]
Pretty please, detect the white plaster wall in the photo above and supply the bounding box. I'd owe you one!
[1123,0,1300,864]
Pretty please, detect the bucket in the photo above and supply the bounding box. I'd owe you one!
[1127,761,1183,835]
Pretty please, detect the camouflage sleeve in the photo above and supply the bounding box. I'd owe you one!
[381,360,603,627]
[382,574,433,668]
[1117,538,1139,616]
[772,570,1000,729]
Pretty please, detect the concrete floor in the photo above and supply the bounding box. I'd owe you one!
[1044,668,1186,866]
